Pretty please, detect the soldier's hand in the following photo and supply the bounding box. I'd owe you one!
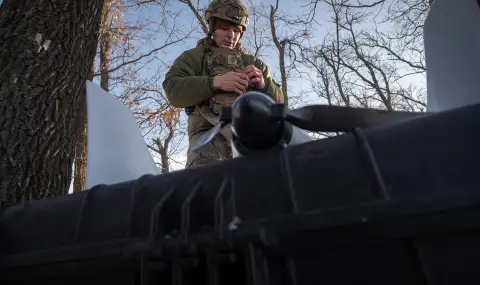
[244,65,266,90]
[213,72,249,95]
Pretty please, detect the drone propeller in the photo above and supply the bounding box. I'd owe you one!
[188,92,429,153]
[283,104,427,133]
[188,119,230,153]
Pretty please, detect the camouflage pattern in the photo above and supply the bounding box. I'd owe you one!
[205,0,249,31]
[200,44,247,143]
[163,18,285,169]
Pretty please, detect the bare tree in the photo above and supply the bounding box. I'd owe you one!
[301,0,427,113]
[178,0,209,35]
[269,0,289,100]
[120,66,187,172]
[254,0,315,107]
[327,0,430,77]
[72,0,195,190]
[243,0,270,58]
[109,1,193,172]
[301,1,351,108]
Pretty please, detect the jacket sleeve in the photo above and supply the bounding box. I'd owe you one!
[253,58,287,106]
[162,50,213,108]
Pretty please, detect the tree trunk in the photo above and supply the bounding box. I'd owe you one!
[269,1,288,104]
[72,118,88,193]
[160,148,170,173]
[100,0,112,92]
[72,63,94,193]
[0,0,105,206]
[72,0,111,193]
[160,128,174,173]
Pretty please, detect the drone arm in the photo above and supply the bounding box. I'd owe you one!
[162,50,214,108]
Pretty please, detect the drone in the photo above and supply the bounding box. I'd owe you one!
[2,1,479,284]
[188,91,429,158]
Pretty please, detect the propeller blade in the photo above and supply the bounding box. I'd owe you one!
[285,105,429,132]
[188,122,228,153]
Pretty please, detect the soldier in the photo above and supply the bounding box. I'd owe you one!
[162,0,285,169]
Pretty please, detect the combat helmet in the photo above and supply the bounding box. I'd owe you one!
[205,0,249,32]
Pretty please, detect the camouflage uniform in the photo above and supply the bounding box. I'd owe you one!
[162,0,285,169]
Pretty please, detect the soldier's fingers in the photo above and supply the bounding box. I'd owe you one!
[250,72,262,82]
[237,73,250,81]
[246,70,258,79]
[245,68,259,77]
[250,77,260,83]
[235,82,246,91]
[237,77,249,88]
[245,68,258,78]
[244,65,255,73]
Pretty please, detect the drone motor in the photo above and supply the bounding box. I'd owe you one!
[230,92,292,152]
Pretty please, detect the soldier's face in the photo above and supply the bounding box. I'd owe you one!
[214,24,243,49]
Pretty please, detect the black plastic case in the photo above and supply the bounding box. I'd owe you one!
[1,103,479,285]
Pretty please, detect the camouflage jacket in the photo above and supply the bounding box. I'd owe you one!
[162,39,286,110]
